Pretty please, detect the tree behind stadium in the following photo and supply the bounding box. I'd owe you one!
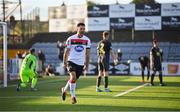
[131,0,157,4]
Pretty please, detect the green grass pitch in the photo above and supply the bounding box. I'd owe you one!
[0,76,180,111]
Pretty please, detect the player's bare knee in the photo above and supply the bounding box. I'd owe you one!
[98,71,103,76]
[70,74,76,82]
[104,71,109,77]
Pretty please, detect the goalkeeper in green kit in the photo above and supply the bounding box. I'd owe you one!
[17,48,38,91]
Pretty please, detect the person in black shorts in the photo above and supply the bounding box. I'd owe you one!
[150,40,165,86]
[138,56,150,82]
[57,41,65,61]
[96,31,118,92]
[61,23,91,104]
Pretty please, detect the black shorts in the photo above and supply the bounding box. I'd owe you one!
[98,56,109,72]
[140,63,150,70]
[153,64,162,71]
[67,61,84,79]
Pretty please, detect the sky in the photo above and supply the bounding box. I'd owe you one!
[0,0,180,21]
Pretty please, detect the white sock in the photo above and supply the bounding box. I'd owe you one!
[64,81,69,92]
[70,82,76,97]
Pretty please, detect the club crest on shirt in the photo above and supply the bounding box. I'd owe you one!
[75,45,84,52]
[156,52,161,56]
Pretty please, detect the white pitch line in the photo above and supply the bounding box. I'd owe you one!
[115,83,148,97]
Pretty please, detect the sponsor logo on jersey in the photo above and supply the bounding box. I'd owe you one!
[75,45,84,52]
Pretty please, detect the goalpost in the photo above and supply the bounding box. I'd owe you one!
[0,22,8,87]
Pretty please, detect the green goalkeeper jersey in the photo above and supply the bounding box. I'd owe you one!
[21,53,37,71]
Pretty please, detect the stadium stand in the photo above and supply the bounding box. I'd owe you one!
[168,43,180,62]
[32,42,180,67]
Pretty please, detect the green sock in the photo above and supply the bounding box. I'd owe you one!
[31,77,37,88]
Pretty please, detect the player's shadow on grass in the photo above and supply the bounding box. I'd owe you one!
[160,82,180,87]
[77,78,142,89]
[143,81,180,87]
[109,81,143,86]
[1,103,179,111]
[77,94,118,99]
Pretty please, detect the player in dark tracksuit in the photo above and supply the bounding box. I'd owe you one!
[96,31,118,92]
[150,40,165,86]
[138,56,150,82]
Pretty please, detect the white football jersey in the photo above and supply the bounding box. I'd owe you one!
[66,34,91,66]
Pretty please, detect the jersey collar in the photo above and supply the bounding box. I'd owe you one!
[77,34,84,38]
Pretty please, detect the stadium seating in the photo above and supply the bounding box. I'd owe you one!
[32,42,60,67]
[168,43,180,62]
[32,42,180,67]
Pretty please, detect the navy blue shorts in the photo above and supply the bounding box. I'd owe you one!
[153,64,162,71]
[98,56,110,72]
[140,63,150,70]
